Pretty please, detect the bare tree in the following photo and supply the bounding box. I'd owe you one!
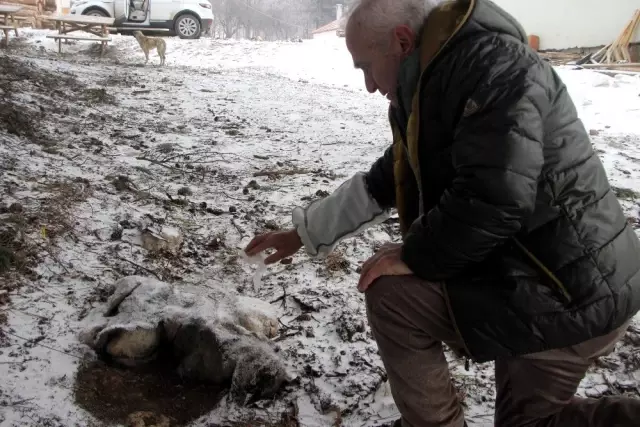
[209,0,351,40]
[210,0,243,38]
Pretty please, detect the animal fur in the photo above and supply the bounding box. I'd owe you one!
[133,31,166,66]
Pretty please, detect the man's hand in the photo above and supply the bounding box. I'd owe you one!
[358,243,413,292]
[244,229,303,265]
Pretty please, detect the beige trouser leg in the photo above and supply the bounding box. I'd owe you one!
[495,321,640,426]
[365,275,640,427]
[365,275,466,427]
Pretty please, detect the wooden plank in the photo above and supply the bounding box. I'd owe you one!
[590,44,610,63]
[44,14,114,25]
[107,26,170,32]
[617,10,638,63]
[0,25,18,29]
[579,63,640,69]
[621,10,640,62]
[46,34,111,41]
[605,9,640,64]
[0,5,23,13]
[0,0,55,8]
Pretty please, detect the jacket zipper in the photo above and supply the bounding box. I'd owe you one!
[512,237,572,303]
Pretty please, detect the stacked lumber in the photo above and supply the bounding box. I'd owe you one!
[0,0,56,28]
[578,9,640,70]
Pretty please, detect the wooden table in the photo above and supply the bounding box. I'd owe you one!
[44,14,114,55]
[0,5,22,47]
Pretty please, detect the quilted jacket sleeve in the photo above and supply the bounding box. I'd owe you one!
[365,144,396,209]
[402,55,549,281]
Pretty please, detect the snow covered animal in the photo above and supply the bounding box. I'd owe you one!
[133,31,166,66]
[79,276,289,404]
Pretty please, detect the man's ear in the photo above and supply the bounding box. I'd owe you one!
[392,25,416,56]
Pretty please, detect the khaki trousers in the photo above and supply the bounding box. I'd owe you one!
[365,275,640,426]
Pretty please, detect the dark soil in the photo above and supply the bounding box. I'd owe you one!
[74,355,225,426]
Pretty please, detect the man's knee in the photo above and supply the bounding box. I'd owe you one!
[364,275,410,337]
[364,275,402,311]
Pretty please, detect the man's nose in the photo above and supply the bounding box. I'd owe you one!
[364,73,377,94]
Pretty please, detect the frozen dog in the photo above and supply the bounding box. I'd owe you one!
[133,31,166,66]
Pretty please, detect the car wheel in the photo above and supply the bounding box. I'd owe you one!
[175,14,200,39]
[84,9,108,17]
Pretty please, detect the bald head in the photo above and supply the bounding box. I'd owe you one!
[346,0,442,48]
[345,0,442,106]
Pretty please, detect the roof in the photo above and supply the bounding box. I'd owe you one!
[312,18,344,34]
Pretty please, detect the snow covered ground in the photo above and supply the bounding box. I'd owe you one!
[0,30,639,427]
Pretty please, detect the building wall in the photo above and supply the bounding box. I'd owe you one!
[56,0,70,14]
[490,0,640,50]
[313,30,338,40]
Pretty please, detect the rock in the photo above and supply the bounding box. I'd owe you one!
[110,227,123,241]
[156,143,176,153]
[589,129,600,136]
[8,203,22,213]
[335,308,366,342]
[127,411,170,427]
[206,237,223,251]
[113,176,134,192]
[141,226,183,253]
[120,219,137,229]
[79,276,288,403]
[263,220,279,231]
[177,187,192,196]
[246,180,260,190]
[229,206,237,213]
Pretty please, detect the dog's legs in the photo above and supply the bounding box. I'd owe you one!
[158,43,166,66]
[144,49,149,64]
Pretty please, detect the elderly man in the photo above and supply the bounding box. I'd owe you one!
[245,0,640,425]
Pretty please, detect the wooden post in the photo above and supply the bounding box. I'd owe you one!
[100,24,106,56]
[35,0,44,28]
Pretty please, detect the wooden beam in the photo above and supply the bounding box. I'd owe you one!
[578,63,640,69]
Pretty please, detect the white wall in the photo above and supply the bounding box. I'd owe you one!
[490,0,640,50]
[56,0,71,13]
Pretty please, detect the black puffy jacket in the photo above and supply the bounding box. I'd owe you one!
[365,0,640,362]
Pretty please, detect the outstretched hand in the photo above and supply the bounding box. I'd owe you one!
[358,243,413,292]
[244,229,303,265]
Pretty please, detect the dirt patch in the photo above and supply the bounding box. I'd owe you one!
[0,55,84,146]
[80,87,117,105]
[74,355,225,426]
[325,251,350,274]
[612,186,639,201]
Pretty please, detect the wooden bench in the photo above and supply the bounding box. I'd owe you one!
[13,16,32,24]
[46,33,112,54]
[46,34,111,41]
[0,24,18,47]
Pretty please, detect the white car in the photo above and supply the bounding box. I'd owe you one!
[69,0,213,39]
